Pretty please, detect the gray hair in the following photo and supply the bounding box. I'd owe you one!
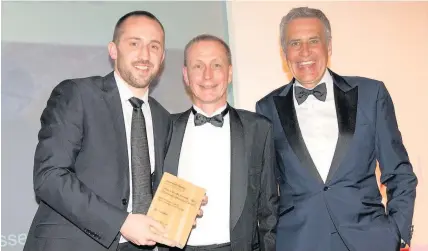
[280,7,332,53]
[184,34,232,66]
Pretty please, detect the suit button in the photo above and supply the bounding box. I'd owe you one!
[122,198,128,205]
[323,186,329,191]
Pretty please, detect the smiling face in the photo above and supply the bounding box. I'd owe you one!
[284,17,331,88]
[183,40,232,111]
[108,15,165,93]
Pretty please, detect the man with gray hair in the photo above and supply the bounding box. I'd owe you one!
[256,7,417,251]
[163,34,278,251]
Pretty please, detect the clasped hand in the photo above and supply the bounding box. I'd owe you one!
[120,195,208,247]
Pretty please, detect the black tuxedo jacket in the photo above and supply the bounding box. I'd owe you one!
[160,107,279,251]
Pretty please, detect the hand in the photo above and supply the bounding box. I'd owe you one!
[201,195,208,207]
[193,195,208,227]
[120,213,177,247]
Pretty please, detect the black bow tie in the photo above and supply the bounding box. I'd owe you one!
[191,106,229,127]
[294,82,327,105]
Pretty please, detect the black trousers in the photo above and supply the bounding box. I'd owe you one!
[171,242,231,251]
[117,242,155,251]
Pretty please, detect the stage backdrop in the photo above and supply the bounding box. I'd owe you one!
[1,2,231,250]
[227,1,428,249]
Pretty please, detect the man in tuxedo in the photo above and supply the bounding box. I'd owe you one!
[256,7,417,251]
[24,11,178,251]
[162,34,278,251]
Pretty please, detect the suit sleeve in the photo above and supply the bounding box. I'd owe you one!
[375,82,417,244]
[258,124,279,251]
[256,101,281,182]
[33,80,128,248]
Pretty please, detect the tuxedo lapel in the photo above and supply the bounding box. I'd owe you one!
[163,110,191,176]
[325,71,358,183]
[101,72,129,187]
[228,107,247,233]
[164,106,246,232]
[274,85,323,184]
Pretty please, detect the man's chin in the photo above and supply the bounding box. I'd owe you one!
[131,75,156,88]
[197,96,228,106]
[128,81,150,90]
[295,75,323,86]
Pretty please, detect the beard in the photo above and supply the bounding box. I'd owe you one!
[117,60,158,89]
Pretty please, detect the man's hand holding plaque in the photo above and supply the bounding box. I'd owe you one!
[193,195,208,227]
[147,172,207,249]
[120,213,178,247]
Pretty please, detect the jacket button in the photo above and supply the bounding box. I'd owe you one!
[323,186,329,191]
[122,198,128,205]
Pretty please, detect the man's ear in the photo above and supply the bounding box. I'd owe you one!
[108,42,118,60]
[183,67,190,87]
[228,65,233,84]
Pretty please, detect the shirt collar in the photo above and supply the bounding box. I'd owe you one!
[114,71,149,103]
[294,69,334,100]
[192,103,228,117]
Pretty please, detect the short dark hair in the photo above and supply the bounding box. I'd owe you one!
[112,10,165,44]
[184,34,232,66]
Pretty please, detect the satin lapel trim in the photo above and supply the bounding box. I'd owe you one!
[273,88,323,184]
[229,108,247,232]
[163,110,191,176]
[325,85,358,183]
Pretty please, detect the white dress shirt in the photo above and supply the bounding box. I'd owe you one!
[115,73,155,244]
[293,71,338,182]
[178,104,231,245]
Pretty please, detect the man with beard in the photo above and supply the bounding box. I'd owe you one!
[24,11,180,251]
